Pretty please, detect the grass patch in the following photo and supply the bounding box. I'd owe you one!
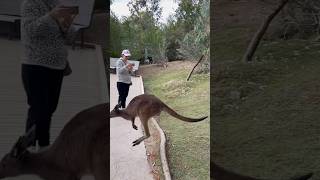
[213,30,320,179]
[144,68,210,180]
[213,26,255,63]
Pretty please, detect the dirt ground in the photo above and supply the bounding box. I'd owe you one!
[213,0,285,39]
[144,118,162,180]
[138,60,195,77]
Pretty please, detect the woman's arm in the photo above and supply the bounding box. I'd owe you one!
[117,60,130,74]
[64,25,80,42]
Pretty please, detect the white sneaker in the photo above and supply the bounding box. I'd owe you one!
[27,146,37,153]
[38,146,49,152]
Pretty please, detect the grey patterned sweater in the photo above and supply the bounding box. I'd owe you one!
[21,0,76,70]
[116,58,132,84]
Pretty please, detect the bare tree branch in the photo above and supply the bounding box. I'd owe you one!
[187,55,204,81]
[242,0,290,62]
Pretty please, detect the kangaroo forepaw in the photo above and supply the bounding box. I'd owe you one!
[132,139,142,146]
[132,136,149,146]
[132,141,140,146]
[132,125,138,130]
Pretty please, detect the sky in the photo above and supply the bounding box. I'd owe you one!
[111,0,179,24]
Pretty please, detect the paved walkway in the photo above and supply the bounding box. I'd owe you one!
[0,38,107,180]
[110,74,153,180]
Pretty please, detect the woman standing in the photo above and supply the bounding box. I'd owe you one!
[116,49,134,109]
[21,0,78,149]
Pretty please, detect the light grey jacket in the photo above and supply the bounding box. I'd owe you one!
[21,0,77,70]
[116,58,132,84]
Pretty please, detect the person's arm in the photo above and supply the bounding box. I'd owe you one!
[60,7,79,41]
[21,0,60,38]
[117,60,130,74]
[64,25,80,42]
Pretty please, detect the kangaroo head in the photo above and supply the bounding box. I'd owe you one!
[0,139,27,178]
[110,103,122,118]
[0,126,35,178]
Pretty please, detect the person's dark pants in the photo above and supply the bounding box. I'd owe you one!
[117,82,131,108]
[22,64,64,147]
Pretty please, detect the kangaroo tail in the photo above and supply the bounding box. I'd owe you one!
[212,162,313,180]
[290,173,313,180]
[211,162,313,180]
[162,103,207,122]
[212,162,260,180]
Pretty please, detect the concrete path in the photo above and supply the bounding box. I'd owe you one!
[0,38,107,180]
[110,74,153,180]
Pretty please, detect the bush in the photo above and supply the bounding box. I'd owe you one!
[277,0,320,39]
[110,51,119,58]
[178,0,209,72]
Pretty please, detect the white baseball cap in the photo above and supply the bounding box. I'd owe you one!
[121,49,131,56]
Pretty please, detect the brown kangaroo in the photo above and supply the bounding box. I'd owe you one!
[110,94,207,146]
[212,162,313,180]
[0,103,108,180]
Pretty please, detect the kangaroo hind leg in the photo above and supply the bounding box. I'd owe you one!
[132,119,150,146]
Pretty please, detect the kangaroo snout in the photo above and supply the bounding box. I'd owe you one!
[110,103,122,118]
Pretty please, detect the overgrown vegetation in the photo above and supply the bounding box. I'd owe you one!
[280,0,320,39]
[110,0,209,72]
[178,0,210,73]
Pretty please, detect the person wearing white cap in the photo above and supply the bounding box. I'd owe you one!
[116,49,134,109]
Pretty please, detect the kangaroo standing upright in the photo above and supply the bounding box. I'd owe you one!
[110,94,207,146]
[0,103,108,180]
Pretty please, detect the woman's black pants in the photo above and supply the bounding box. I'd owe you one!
[22,64,64,147]
[117,82,131,108]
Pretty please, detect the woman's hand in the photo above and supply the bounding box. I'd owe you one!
[49,6,79,32]
[127,63,134,71]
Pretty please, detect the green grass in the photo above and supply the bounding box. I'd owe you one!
[213,26,255,63]
[144,69,210,180]
[213,29,320,179]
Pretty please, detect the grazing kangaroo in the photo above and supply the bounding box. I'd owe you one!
[0,103,108,180]
[110,94,207,146]
[212,162,313,180]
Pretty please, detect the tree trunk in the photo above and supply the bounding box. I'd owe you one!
[242,0,290,62]
[186,55,204,81]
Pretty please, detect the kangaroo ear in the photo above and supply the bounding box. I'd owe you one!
[10,125,36,158]
[10,137,24,158]
[115,103,121,110]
